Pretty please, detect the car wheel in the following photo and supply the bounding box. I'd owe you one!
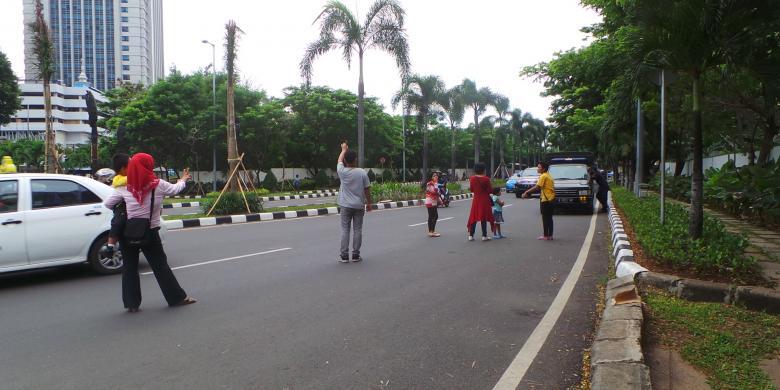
[88,234,125,275]
[515,191,522,198]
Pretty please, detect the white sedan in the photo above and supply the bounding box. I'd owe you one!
[0,173,126,275]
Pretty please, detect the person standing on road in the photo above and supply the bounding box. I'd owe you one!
[589,167,610,213]
[104,153,197,312]
[523,161,555,240]
[337,142,372,263]
[424,172,441,237]
[466,163,495,241]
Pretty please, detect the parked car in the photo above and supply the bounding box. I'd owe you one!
[514,168,540,198]
[505,171,522,192]
[0,173,137,275]
[545,152,594,213]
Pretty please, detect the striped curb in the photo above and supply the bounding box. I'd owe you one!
[166,189,339,199]
[163,202,201,209]
[261,192,337,201]
[163,192,474,230]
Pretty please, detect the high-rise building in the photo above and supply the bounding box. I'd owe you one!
[23,0,164,91]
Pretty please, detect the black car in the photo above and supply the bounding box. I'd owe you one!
[546,152,594,213]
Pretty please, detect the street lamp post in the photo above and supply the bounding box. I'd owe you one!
[202,40,217,192]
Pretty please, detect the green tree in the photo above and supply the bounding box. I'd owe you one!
[0,51,20,125]
[300,0,411,168]
[458,79,495,165]
[393,74,445,180]
[28,0,57,173]
[439,86,465,177]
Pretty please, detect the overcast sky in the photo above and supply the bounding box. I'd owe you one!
[0,0,601,121]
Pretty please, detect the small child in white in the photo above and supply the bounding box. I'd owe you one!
[491,187,505,239]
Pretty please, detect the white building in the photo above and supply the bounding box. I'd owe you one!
[23,0,164,91]
[0,80,107,146]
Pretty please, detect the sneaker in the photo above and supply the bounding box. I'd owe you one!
[468,235,474,241]
[482,236,491,241]
[339,255,350,263]
[493,234,501,240]
[499,234,506,239]
[547,236,554,241]
[537,236,547,240]
[351,254,363,263]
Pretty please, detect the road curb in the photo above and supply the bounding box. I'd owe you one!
[591,191,651,390]
[163,193,474,230]
[163,201,201,209]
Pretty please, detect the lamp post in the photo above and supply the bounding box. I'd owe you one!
[202,39,217,192]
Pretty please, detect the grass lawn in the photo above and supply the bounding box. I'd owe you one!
[162,203,338,220]
[644,288,780,389]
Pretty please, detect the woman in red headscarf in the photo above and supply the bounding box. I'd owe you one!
[104,152,196,312]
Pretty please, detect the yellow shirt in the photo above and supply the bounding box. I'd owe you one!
[112,174,127,188]
[537,172,555,202]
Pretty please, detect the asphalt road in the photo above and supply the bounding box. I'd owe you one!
[0,197,609,390]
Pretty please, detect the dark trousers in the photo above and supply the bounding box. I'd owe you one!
[469,221,488,237]
[596,190,609,211]
[540,201,554,237]
[427,206,438,232]
[120,230,186,308]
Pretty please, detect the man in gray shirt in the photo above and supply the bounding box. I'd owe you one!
[337,142,372,263]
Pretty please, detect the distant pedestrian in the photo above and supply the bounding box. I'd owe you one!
[491,187,505,239]
[589,167,610,213]
[424,172,441,237]
[293,174,302,193]
[466,163,495,241]
[104,152,197,312]
[523,161,555,240]
[337,142,372,263]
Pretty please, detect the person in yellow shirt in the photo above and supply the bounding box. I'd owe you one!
[522,161,556,240]
[0,156,17,173]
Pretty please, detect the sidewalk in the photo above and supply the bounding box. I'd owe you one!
[661,195,780,289]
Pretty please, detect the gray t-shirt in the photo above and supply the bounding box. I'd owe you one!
[337,162,370,209]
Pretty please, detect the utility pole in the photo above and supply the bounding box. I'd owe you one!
[635,98,644,197]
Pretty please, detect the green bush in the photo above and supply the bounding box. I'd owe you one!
[648,174,690,201]
[261,171,278,192]
[381,169,394,183]
[314,170,330,188]
[371,182,423,202]
[255,188,270,196]
[446,182,463,195]
[367,169,376,182]
[612,187,753,276]
[201,191,263,215]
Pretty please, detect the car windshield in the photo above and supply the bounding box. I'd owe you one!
[549,164,588,180]
[523,169,539,177]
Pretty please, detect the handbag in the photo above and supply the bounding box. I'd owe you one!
[123,189,155,247]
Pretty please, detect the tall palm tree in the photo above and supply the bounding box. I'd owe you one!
[224,20,242,191]
[29,0,57,173]
[490,94,510,177]
[510,108,524,166]
[439,86,465,178]
[392,74,445,180]
[301,0,410,168]
[458,79,494,166]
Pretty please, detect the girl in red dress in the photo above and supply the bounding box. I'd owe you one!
[467,163,495,241]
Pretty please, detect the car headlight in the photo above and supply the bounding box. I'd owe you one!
[579,190,590,196]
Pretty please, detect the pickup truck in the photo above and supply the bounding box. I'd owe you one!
[545,152,594,213]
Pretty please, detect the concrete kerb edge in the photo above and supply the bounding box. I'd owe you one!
[163,192,475,231]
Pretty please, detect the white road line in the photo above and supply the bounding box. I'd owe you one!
[141,248,292,275]
[408,217,454,227]
[492,211,598,390]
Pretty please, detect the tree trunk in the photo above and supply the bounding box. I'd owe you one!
[450,123,456,178]
[357,52,366,168]
[490,128,495,177]
[43,80,56,173]
[689,75,704,239]
[226,71,238,191]
[674,157,685,176]
[499,129,505,177]
[757,111,777,166]
[420,115,428,181]
[473,110,480,165]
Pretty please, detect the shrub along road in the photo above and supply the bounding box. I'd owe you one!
[0,198,609,389]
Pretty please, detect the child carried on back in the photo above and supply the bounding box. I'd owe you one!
[100,153,129,258]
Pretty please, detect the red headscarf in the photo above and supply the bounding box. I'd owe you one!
[127,153,160,204]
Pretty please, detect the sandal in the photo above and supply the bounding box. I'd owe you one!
[173,296,197,306]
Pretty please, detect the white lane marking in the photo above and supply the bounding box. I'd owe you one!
[141,248,292,275]
[503,204,514,208]
[493,211,598,390]
[408,217,454,227]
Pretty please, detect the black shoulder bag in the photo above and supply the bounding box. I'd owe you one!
[123,189,155,247]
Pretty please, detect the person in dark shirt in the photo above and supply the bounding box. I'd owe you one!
[589,167,610,213]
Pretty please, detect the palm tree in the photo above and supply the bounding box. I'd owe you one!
[224,20,242,191]
[392,74,445,180]
[29,0,57,173]
[458,79,494,166]
[439,86,465,178]
[491,94,510,177]
[510,108,524,166]
[301,0,411,168]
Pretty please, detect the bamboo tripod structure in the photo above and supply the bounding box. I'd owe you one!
[206,153,258,216]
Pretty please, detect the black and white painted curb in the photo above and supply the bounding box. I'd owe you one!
[590,191,651,390]
[166,189,338,200]
[163,193,474,230]
[261,192,337,201]
[163,201,201,209]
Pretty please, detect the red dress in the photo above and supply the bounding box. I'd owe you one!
[467,175,495,227]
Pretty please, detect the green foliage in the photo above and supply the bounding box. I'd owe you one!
[367,169,376,182]
[60,145,91,170]
[704,160,780,226]
[381,169,395,183]
[371,182,422,202]
[446,182,463,195]
[313,170,330,188]
[255,188,270,196]
[645,290,780,389]
[648,174,690,201]
[612,187,754,276]
[0,51,20,125]
[200,191,262,216]
[261,170,278,192]
[0,139,44,169]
